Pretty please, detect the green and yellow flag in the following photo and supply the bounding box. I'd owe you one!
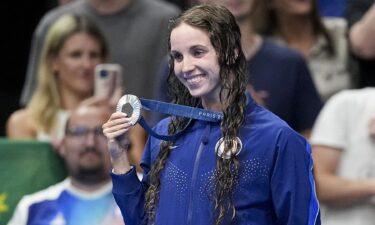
[0,138,67,224]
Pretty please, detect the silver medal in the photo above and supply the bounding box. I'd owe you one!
[215,137,242,159]
[116,94,142,125]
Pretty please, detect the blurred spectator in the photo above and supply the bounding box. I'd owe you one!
[20,0,179,107]
[310,88,375,225]
[155,0,322,137]
[7,14,107,143]
[6,13,144,173]
[347,0,375,87]
[7,103,126,225]
[18,0,179,163]
[255,0,351,101]
[318,0,347,17]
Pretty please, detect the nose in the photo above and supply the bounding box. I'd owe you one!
[82,55,95,70]
[85,132,96,147]
[181,56,195,74]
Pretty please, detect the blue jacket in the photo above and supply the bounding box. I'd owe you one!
[111,99,321,225]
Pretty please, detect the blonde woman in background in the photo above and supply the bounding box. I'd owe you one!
[6,14,108,143]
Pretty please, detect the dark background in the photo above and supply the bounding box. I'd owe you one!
[0,1,69,137]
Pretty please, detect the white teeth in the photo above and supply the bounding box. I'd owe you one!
[186,75,203,84]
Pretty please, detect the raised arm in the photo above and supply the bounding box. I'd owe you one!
[349,3,375,58]
[102,111,148,225]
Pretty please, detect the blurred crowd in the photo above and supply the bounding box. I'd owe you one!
[1,0,375,224]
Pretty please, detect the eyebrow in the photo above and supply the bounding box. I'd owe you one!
[171,44,208,52]
[190,44,206,48]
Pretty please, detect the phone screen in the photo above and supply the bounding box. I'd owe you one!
[94,64,122,99]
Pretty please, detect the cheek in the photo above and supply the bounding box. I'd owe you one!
[97,140,108,151]
[174,73,185,86]
[57,60,76,76]
[208,60,221,77]
[173,63,185,81]
[173,62,182,74]
[64,151,80,167]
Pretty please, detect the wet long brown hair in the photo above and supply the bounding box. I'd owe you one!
[144,4,247,225]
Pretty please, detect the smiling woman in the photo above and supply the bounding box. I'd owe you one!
[6,14,108,143]
[103,4,321,225]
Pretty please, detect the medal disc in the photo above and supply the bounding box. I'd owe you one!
[215,137,242,159]
[116,94,141,125]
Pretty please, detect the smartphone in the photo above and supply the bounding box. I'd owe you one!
[94,64,122,99]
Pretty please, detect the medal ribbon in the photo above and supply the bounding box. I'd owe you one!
[138,99,223,141]
[118,95,224,141]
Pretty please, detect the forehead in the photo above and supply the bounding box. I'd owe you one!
[170,23,212,50]
[61,32,100,51]
[68,107,109,127]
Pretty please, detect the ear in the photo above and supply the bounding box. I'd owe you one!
[48,55,59,74]
[54,137,66,157]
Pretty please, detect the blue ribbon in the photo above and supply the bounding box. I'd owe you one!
[140,99,223,122]
[137,99,223,141]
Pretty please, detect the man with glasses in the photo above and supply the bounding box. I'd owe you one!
[8,103,129,225]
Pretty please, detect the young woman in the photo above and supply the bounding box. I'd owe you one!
[103,4,321,225]
[156,0,322,138]
[7,14,108,142]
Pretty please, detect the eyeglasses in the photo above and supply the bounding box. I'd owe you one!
[66,126,105,140]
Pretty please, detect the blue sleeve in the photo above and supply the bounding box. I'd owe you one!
[271,129,321,225]
[111,138,154,225]
[293,56,322,132]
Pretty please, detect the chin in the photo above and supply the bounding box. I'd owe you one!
[74,167,108,184]
[187,87,205,97]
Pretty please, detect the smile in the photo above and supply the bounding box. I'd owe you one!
[185,74,205,85]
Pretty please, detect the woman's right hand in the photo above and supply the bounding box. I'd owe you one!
[102,112,134,174]
[102,112,133,141]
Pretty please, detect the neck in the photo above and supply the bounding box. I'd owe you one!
[275,13,315,57]
[237,16,262,60]
[202,100,223,112]
[59,88,91,111]
[202,91,225,112]
[70,177,110,192]
[88,0,131,14]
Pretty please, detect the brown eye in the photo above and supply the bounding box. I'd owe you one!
[172,52,183,62]
[193,49,204,57]
[69,51,82,59]
[89,51,101,60]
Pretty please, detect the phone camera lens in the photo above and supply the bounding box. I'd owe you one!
[100,70,108,78]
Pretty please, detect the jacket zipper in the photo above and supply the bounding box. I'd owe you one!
[187,123,211,225]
